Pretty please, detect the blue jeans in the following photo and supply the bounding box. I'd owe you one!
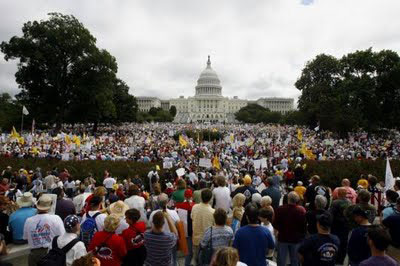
[277,241,300,266]
[185,236,193,266]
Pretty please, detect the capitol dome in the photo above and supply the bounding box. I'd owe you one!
[195,56,222,97]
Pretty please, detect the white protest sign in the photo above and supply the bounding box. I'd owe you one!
[163,161,173,169]
[176,168,186,177]
[61,153,70,161]
[261,158,268,169]
[253,159,262,169]
[199,158,212,168]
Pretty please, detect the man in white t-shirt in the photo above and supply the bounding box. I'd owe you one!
[147,168,159,192]
[23,194,65,266]
[49,215,87,266]
[212,176,232,212]
[148,193,180,233]
[103,176,116,190]
[124,185,148,223]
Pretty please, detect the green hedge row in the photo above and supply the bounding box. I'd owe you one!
[1,157,398,189]
[173,129,223,142]
[301,159,400,188]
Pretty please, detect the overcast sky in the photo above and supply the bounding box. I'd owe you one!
[1,0,399,103]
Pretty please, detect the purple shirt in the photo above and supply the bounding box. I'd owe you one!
[360,256,398,266]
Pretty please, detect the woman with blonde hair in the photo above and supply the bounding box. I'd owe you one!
[260,196,275,219]
[231,193,245,235]
[210,247,246,266]
[88,214,127,266]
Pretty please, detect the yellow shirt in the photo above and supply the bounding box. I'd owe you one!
[294,186,306,199]
[191,203,215,246]
[358,179,369,189]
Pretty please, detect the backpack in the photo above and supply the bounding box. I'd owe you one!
[37,236,80,266]
[80,212,101,246]
[131,227,144,249]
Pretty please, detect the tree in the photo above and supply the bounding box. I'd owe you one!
[113,79,137,123]
[0,13,137,130]
[235,104,281,123]
[295,48,400,133]
[149,107,162,116]
[169,105,177,117]
[0,93,21,131]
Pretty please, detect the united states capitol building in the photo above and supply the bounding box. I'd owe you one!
[137,56,294,123]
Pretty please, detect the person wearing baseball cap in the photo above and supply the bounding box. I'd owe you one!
[231,174,257,206]
[49,215,87,266]
[298,210,340,266]
[348,206,372,265]
[23,194,65,266]
[9,192,36,244]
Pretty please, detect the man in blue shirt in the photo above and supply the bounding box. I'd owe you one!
[9,192,36,244]
[233,204,275,266]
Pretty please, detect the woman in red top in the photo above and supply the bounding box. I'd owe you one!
[121,208,147,266]
[88,214,127,266]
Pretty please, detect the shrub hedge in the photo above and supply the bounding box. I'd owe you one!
[173,129,223,142]
[1,157,398,189]
[301,159,400,188]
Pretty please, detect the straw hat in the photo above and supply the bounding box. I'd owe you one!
[104,214,121,232]
[108,201,129,218]
[16,192,34,208]
[36,194,53,211]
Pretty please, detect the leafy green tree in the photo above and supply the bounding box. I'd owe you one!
[235,104,269,123]
[148,107,162,116]
[113,79,138,123]
[296,48,400,133]
[0,93,21,131]
[169,105,177,117]
[1,13,137,130]
[153,109,173,122]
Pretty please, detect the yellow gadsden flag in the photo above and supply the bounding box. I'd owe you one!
[65,135,72,145]
[10,127,20,139]
[301,143,316,160]
[212,155,221,170]
[297,129,303,142]
[179,135,188,147]
[72,135,81,147]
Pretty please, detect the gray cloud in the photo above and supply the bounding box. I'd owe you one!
[0,0,399,104]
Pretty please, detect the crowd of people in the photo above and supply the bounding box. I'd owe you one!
[0,123,399,266]
[0,160,399,266]
[2,123,400,164]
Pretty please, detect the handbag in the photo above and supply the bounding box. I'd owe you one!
[198,226,213,265]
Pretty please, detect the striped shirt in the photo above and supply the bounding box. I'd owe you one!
[144,231,177,266]
[200,226,233,249]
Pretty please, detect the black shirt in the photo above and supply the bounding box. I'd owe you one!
[298,233,340,266]
[382,212,400,248]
